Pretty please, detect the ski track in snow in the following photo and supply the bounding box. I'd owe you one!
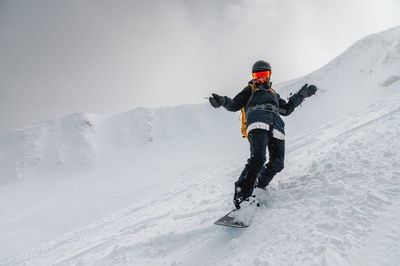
[3,95,400,266]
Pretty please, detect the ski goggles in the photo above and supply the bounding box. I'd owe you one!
[252,70,271,80]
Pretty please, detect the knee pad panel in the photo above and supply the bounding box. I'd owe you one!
[270,159,284,173]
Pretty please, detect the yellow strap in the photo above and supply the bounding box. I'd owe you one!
[249,82,257,92]
[240,108,248,138]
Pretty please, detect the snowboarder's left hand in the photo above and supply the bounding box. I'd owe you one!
[298,84,317,98]
[209,93,225,108]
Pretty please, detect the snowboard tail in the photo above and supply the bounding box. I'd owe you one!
[214,210,249,228]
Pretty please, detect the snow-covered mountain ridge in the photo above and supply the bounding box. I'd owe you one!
[4,88,400,266]
[0,105,240,186]
[276,26,400,136]
[1,27,399,187]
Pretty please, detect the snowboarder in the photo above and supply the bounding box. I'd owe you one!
[209,60,317,209]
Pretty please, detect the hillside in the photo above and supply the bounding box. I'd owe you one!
[0,105,246,259]
[0,26,400,264]
[3,92,400,266]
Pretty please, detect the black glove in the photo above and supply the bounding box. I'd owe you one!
[209,93,225,108]
[298,84,317,98]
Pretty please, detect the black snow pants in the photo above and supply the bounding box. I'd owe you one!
[235,129,285,200]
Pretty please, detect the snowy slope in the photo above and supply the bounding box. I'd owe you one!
[0,26,400,264]
[0,105,247,259]
[3,92,400,266]
[276,26,400,137]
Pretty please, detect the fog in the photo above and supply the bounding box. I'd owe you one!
[0,0,399,133]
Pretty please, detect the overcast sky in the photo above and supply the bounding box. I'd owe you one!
[0,0,399,133]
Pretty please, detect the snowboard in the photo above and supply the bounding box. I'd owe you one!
[214,209,249,228]
[214,193,265,228]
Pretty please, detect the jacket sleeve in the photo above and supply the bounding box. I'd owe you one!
[278,92,305,116]
[222,86,252,112]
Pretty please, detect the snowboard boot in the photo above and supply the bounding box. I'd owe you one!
[237,195,260,209]
[233,185,244,209]
[234,165,261,209]
[234,184,260,209]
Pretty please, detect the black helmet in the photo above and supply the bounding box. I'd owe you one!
[252,60,271,73]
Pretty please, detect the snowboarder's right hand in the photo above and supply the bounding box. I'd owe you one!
[209,93,225,108]
[298,84,317,98]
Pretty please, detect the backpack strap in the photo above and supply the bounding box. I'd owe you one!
[240,81,257,139]
[246,81,258,108]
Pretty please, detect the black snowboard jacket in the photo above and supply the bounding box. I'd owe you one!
[221,81,304,138]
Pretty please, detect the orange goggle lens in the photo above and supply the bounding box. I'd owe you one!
[252,71,271,80]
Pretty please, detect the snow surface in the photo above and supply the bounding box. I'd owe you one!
[1,26,400,265]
